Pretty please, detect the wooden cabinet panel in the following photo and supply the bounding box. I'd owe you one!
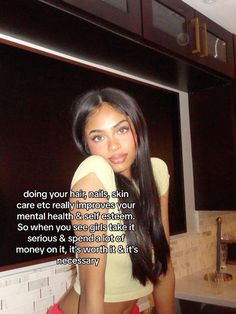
[234,35,236,77]
[142,0,195,58]
[189,84,236,210]
[38,0,234,78]
[194,12,235,78]
[61,0,142,35]
[142,0,235,78]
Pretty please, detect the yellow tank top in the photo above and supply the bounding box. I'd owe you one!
[71,155,169,302]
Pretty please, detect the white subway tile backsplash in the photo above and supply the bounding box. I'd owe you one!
[2,290,40,310]
[0,281,6,289]
[28,277,48,291]
[53,293,66,304]
[27,269,54,282]
[34,309,47,314]
[55,265,74,274]
[34,296,53,311]
[40,282,67,299]
[5,277,20,286]
[19,273,30,283]
[171,212,236,279]
[0,302,34,314]
[0,282,28,297]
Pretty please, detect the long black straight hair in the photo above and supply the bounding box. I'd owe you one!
[72,87,170,285]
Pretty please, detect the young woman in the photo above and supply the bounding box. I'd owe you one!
[52,87,175,314]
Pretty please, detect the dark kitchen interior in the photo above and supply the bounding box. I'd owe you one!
[0,1,236,312]
[0,42,185,267]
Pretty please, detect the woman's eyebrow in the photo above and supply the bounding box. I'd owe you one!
[88,119,128,135]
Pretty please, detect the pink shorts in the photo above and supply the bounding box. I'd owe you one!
[48,304,63,314]
[132,304,140,314]
[48,303,140,314]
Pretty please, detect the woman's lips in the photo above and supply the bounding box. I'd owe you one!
[109,154,127,164]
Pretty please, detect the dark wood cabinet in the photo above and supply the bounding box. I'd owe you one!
[142,0,235,78]
[189,84,236,210]
[61,0,142,35]
[233,34,236,76]
[142,0,195,59]
[193,12,235,78]
[38,0,234,79]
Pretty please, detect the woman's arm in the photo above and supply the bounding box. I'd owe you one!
[70,172,108,314]
[152,191,175,314]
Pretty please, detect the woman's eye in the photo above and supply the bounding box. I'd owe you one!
[117,127,129,135]
[92,135,104,142]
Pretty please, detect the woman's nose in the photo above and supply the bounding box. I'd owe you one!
[108,138,120,152]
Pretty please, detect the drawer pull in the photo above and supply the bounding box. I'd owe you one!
[191,17,201,54]
[200,23,208,57]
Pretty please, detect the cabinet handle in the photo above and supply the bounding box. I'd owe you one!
[191,17,201,54]
[200,23,208,57]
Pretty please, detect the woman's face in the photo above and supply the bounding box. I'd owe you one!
[84,103,137,179]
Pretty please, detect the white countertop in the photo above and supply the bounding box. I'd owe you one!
[175,265,236,308]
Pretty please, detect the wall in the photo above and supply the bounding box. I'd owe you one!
[1,211,235,314]
[171,211,236,279]
[0,264,75,314]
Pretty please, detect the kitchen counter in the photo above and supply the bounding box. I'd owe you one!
[175,265,236,309]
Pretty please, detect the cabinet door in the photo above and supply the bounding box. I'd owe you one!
[62,0,142,35]
[142,0,195,58]
[189,84,236,210]
[142,1,234,78]
[194,12,235,78]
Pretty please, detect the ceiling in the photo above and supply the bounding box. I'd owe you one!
[182,0,236,35]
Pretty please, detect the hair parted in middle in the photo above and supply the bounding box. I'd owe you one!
[72,87,170,285]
